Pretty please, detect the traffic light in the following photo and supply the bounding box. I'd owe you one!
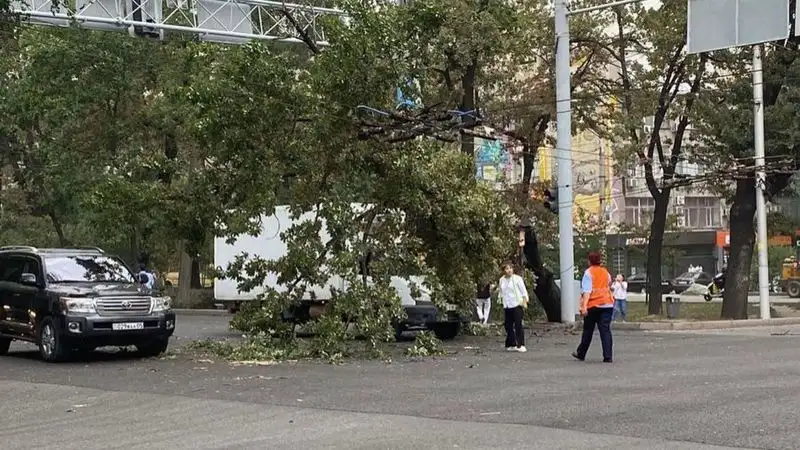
[543,188,558,215]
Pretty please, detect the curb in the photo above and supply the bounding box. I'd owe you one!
[613,317,800,331]
[174,309,231,316]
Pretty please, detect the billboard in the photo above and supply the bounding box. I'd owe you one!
[687,0,790,54]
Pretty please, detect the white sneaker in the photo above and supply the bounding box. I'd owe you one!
[505,347,517,352]
[517,346,527,353]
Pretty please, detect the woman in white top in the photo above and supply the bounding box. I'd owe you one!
[497,263,529,352]
[611,274,628,322]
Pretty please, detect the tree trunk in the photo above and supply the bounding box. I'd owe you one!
[521,227,561,322]
[646,192,670,315]
[722,178,756,319]
[190,258,202,289]
[176,241,195,307]
[521,141,534,196]
[459,62,477,156]
[48,210,68,247]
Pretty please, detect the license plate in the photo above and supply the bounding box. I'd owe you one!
[445,304,457,312]
[112,322,144,331]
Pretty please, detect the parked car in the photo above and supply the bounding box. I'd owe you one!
[625,273,670,294]
[669,271,714,294]
[0,246,175,362]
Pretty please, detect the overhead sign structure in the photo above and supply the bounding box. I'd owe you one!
[687,0,790,54]
[10,0,343,45]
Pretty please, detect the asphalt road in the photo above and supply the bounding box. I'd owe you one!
[2,315,800,449]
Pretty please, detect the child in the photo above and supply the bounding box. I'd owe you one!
[498,263,529,353]
[612,274,628,322]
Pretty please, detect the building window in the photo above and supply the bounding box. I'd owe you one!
[624,197,655,226]
[684,197,720,229]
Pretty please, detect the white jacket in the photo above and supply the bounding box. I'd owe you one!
[498,274,528,309]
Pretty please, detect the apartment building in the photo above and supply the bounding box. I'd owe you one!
[604,117,730,277]
[607,117,726,231]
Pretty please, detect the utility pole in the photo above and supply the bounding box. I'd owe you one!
[752,44,770,320]
[554,0,644,324]
[554,0,576,324]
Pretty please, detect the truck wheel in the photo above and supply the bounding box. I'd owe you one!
[787,281,800,298]
[394,324,405,341]
[0,337,11,355]
[136,338,169,357]
[432,322,460,340]
[38,317,71,362]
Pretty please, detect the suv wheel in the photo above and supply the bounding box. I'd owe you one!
[136,338,169,357]
[0,337,11,355]
[432,322,460,340]
[38,317,70,362]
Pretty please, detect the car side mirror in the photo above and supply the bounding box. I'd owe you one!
[20,273,37,286]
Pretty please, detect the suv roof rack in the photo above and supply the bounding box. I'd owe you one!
[0,245,38,252]
[0,246,106,254]
[38,247,105,254]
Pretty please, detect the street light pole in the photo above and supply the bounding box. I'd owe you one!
[553,0,645,324]
[554,0,576,324]
[752,44,770,320]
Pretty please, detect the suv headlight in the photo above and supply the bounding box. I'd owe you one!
[60,297,96,314]
[151,296,172,312]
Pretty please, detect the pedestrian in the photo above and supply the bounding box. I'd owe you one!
[498,263,529,353]
[572,252,614,363]
[476,281,492,325]
[138,263,156,291]
[612,274,628,322]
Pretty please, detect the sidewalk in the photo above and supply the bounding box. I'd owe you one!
[612,317,800,331]
[626,293,800,305]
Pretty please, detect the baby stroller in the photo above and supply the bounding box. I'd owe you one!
[703,268,726,302]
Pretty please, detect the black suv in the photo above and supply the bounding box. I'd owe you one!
[0,246,176,362]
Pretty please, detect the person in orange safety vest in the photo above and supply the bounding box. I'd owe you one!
[572,251,614,363]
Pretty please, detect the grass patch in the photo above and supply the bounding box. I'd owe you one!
[626,302,781,322]
[626,302,721,322]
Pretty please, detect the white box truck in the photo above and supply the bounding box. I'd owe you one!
[214,205,464,340]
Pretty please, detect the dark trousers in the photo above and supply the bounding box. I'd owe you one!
[504,306,525,347]
[576,307,613,360]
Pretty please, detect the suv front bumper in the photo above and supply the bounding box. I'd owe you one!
[57,312,176,347]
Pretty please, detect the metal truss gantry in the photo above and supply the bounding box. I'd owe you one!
[10,0,344,45]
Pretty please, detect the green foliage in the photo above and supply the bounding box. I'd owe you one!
[462,322,503,336]
[187,334,305,362]
[0,0,631,355]
[405,331,447,357]
[750,246,795,288]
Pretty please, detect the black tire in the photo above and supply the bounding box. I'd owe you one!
[136,338,169,357]
[432,322,460,340]
[0,337,11,355]
[394,324,405,341]
[703,294,712,302]
[38,317,71,362]
[787,280,800,298]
